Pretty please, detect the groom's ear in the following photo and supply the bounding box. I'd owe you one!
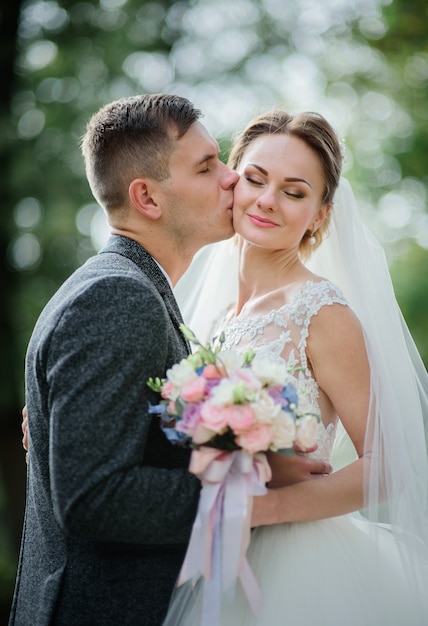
[128,178,162,220]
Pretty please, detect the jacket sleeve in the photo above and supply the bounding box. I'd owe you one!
[43,274,200,545]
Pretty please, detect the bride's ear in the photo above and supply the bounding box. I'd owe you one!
[314,203,331,230]
[128,178,162,220]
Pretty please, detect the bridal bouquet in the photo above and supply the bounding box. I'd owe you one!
[147,325,320,624]
[148,325,319,454]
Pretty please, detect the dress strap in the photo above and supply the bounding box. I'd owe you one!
[287,280,348,370]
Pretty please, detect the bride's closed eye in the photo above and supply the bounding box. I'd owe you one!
[244,173,264,185]
[284,191,304,199]
[244,166,305,198]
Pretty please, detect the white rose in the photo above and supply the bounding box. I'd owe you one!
[251,357,291,386]
[217,350,246,372]
[295,416,320,450]
[209,378,235,406]
[271,411,296,450]
[166,359,197,388]
[252,392,282,425]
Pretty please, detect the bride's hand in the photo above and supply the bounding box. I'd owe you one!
[21,405,29,464]
[266,449,332,488]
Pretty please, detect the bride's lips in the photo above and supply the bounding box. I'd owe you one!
[247,213,279,228]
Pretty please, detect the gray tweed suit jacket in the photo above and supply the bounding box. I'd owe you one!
[9,235,201,626]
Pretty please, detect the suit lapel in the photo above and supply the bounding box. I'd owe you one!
[99,235,190,353]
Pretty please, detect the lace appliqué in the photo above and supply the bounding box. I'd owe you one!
[214,280,347,461]
[305,422,337,463]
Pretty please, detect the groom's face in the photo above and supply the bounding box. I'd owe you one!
[158,122,239,249]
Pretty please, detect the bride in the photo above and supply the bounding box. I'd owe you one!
[167,110,428,625]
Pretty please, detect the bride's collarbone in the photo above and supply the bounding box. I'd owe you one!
[234,280,312,319]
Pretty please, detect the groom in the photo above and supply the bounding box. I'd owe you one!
[11,94,331,626]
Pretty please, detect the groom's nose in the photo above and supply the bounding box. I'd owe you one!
[221,167,240,190]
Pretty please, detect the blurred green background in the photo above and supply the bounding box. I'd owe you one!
[1,0,427,620]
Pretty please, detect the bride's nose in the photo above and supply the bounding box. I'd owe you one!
[256,190,277,211]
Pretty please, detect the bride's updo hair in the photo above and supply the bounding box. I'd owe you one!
[228,111,343,259]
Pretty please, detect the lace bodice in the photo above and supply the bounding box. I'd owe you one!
[213,280,348,461]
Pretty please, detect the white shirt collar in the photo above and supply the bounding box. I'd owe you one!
[154,259,173,290]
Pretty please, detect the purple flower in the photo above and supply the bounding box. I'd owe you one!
[268,384,298,413]
[176,403,203,435]
[267,386,284,407]
[205,378,222,393]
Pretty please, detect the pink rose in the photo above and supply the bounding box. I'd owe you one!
[200,403,229,433]
[224,404,255,433]
[202,364,226,379]
[192,422,217,445]
[161,380,176,400]
[181,376,207,402]
[230,368,262,391]
[237,423,273,454]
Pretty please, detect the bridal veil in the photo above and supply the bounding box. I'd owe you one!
[174,178,428,616]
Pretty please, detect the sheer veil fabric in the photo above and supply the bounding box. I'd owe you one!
[173,178,428,620]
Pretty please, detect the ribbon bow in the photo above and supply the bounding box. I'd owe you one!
[178,447,272,625]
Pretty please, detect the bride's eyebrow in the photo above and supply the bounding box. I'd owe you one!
[247,163,312,188]
[284,177,311,188]
[246,163,267,174]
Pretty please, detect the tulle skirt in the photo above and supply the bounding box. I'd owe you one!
[163,512,428,625]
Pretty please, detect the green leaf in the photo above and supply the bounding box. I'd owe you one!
[174,396,187,418]
[179,324,200,344]
[232,380,247,403]
[242,348,256,365]
[147,377,163,393]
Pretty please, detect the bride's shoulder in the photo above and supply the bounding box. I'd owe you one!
[292,278,347,309]
[302,279,364,343]
[279,278,349,330]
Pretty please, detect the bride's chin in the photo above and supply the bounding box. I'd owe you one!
[238,225,275,244]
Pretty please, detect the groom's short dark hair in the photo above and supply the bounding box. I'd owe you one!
[81,94,202,211]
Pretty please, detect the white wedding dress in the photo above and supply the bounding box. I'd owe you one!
[164,278,428,626]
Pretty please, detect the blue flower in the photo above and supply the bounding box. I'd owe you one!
[281,384,299,410]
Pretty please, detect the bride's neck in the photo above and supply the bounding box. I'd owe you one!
[236,244,307,309]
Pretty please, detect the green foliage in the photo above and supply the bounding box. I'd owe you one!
[390,243,428,366]
[370,0,428,182]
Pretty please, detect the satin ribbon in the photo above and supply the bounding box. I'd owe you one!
[178,447,272,625]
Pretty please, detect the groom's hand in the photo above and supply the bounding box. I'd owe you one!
[266,450,332,488]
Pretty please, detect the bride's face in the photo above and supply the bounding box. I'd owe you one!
[232,133,329,251]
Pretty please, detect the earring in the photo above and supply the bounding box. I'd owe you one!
[308,230,316,245]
